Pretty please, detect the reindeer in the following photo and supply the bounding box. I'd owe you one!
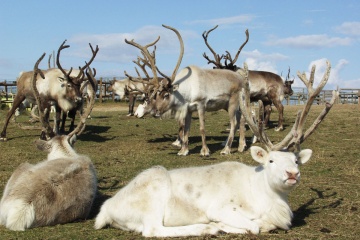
[128,25,248,156]
[94,61,338,237]
[202,25,294,131]
[0,54,98,231]
[0,40,98,141]
[59,70,98,133]
[107,78,148,116]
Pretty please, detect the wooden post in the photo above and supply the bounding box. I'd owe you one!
[99,77,103,103]
[112,77,116,101]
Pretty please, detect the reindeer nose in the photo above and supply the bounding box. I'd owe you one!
[75,97,82,103]
[286,170,299,179]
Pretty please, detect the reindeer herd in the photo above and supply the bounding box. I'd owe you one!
[0,24,339,237]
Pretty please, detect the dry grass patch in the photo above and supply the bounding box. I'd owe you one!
[0,102,359,239]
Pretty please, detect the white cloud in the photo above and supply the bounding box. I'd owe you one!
[335,22,360,36]
[265,35,353,48]
[68,25,198,63]
[187,15,255,26]
[242,49,289,74]
[297,58,349,89]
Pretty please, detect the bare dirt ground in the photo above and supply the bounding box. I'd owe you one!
[92,102,128,112]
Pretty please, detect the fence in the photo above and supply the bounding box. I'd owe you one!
[1,79,359,105]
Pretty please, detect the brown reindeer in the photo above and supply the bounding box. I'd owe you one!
[0,40,98,141]
[202,25,294,131]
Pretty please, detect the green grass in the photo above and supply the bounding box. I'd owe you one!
[0,101,359,239]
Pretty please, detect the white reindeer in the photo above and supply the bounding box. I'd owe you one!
[94,61,338,237]
[127,25,247,156]
[107,78,147,116]
[0,56,98,231]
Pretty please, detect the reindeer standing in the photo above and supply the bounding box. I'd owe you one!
[202,25,294,131]
[128,25,248,156]
[94,61,338,237]
[0,40,98,141]
[0,54,97,231]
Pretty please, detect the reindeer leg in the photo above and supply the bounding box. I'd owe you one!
[221,102,238,155]
[272,100,284,131]
[127,94,135,116]
[178,112,191,156]
[197,108,210,157]
[68,109,77,132]
[262,102,272,129]
[0,95,26,141]
[172,120,183,148]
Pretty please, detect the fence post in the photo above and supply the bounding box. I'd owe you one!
[99,77,103,103]
[112,77,116,101]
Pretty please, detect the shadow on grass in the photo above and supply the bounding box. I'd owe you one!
[292,187,342,228]
[88,192,112,219]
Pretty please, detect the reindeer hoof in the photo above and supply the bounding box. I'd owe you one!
[200,148,211,157]
[0,137,7,142]
[171,139,182,148]
[274,126,283,131]
[177,149,189,156]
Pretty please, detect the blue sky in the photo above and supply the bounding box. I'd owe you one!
[0,0,359,90]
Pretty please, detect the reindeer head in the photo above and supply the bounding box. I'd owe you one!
[283,67,294,97]
[55,40,99,110]
[251,146,312,192]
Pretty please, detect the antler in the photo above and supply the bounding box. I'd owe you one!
[202,25,224,68]
[240,60,339,152]
[57,40,74,78]
[47,53,52,69]
[56,40,99,85]
[124,24,184,97]
[67,67,96,139]
[79,43,99,73]
[124,35,160,88]
[223,29,249,69]
[31,53,55,140]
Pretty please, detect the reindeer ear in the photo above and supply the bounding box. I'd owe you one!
[297,149,312,165]
[250,146,268,164]
[35,139,52,152]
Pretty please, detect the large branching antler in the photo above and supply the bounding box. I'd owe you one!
[56,40,99,85]
[202,26,249,70]
[31,53,55,140]
[124,24,184,98]
[202,25,224,68]
[223,29,249,69]
[124,35,160,90]
[240,60,339,152]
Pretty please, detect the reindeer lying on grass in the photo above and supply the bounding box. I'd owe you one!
[0,54,98,231]
[94,61,338,237]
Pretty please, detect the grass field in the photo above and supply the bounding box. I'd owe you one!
[0,101,359,239]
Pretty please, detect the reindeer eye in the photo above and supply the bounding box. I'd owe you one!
[269,160,274,163]
[295,160,299,164]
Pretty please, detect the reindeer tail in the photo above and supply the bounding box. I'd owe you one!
[4,199,35,231]
[94,203,112,230]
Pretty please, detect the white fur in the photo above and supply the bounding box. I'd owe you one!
[0,135,97,231]
[135,65,246,156]
[95,146,312,237]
